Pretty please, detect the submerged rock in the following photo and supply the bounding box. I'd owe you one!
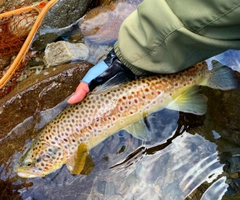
[32,0,93,51]
[0,62,93,138]
[200,72,240,144]
[44,41,89,67]
[79,1,142,44]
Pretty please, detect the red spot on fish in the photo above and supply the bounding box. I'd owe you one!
[119,106,123,111]
[157,91,161,95]
[129,111,133,115]
[175,83,179,87]
[134,99,138,104]
[189,77,193,81]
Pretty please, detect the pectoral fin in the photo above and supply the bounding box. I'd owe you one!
[167,86,207,115]
[80,154,95,175]
[66,143,93,175]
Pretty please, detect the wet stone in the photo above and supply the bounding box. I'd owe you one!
[0,62,93,138]
[79,1,142,44]
[199,72,240,144]
[44,41,89,67]
[32,0,94,51]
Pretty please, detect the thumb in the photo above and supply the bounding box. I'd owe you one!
[67,82,89,104]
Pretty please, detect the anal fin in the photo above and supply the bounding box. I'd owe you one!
[124,119,150,141]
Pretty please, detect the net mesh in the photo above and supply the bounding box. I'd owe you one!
[0,0,57,98]
[0,10,38,69]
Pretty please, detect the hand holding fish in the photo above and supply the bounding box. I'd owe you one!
[67,50,136,104]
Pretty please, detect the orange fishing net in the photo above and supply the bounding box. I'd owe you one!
[0,0,58,97]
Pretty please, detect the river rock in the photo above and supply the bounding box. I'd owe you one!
[79,1,142,44]
[0,62,93,138]
[44,41,89,66]
[32,0,93,51]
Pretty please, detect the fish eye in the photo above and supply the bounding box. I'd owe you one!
[24,159,33,167]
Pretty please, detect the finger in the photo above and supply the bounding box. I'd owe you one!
[67,82,89,104]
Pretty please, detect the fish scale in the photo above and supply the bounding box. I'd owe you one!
[16,61,238,178]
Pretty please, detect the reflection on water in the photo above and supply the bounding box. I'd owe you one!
[0,106,238,199]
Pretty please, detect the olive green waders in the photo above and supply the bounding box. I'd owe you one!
[114,0,240,75]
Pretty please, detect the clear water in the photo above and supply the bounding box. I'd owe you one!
[0,105,239,199]
[1,1,240,199]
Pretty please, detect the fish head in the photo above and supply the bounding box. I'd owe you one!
[15,140,66,178]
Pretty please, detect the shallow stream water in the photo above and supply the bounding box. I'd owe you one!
[1,0,240,199]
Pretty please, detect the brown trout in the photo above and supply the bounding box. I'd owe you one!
[15,61,238,178]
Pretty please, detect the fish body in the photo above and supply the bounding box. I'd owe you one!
[15,61,238,178]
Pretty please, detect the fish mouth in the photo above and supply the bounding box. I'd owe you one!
[16,170,45,178]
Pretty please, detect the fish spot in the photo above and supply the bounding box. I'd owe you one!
[119,106,123,112]
[134,98,139,104]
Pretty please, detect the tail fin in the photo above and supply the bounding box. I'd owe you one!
[204,60,239,90]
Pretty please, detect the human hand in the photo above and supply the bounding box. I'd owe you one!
[67,49,135,104]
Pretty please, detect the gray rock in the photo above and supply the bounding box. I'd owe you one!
[32,0,93,50]
[44,41,89,66]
